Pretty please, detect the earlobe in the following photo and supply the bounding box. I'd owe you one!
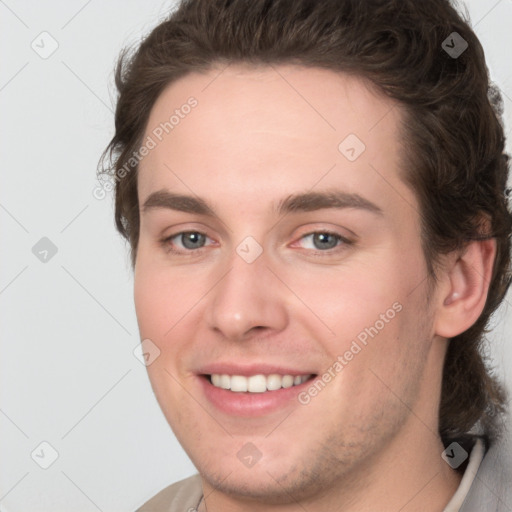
[435,238,496,338]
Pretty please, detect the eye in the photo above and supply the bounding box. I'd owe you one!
[296,231,351,252]
[160,229,352,256]
[161,231,213,254]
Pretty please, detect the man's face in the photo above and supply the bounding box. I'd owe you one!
[134,65,441,501]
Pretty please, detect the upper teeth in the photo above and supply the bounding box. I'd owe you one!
[210,374,311,393]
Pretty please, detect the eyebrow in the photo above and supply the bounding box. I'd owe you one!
[142,190,215,216]
[276,190,383,216]
[141,189,383,217]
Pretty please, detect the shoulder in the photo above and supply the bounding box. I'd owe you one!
[461,422,512,511]
[135,474,203,512]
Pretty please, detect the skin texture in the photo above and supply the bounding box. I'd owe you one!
[134,65,496,511]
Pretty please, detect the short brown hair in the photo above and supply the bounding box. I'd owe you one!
[99,0,512,443]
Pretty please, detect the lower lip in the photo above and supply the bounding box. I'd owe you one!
[199,376,314,417]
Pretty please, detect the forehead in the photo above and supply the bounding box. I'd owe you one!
[137,64,412,215]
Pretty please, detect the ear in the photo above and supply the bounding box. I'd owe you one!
[434,238,496,338]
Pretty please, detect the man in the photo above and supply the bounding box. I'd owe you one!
[100,0,512,510]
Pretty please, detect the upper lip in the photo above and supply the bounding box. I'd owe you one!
[197,363,317,376]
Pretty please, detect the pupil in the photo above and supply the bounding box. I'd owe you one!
[183,232,205,249]
[314,233,337,250]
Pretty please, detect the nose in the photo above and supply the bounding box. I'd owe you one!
[205,247,289,341]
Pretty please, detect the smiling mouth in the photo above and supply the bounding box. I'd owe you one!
[207,373,314,393]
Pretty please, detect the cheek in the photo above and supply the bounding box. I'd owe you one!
[133,263,191,417]
[284,255,425,388]
[133,256,211,391]
[287,264,401,341]
[133,264,165,339]
[133,253,201,339]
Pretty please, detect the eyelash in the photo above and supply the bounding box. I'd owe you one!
[160,230,353,257]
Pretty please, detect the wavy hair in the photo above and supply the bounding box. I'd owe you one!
[99,0,512,443]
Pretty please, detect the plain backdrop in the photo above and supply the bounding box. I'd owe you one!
[0,0,511,511]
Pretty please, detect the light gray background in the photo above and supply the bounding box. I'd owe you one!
[0,1,511,511]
